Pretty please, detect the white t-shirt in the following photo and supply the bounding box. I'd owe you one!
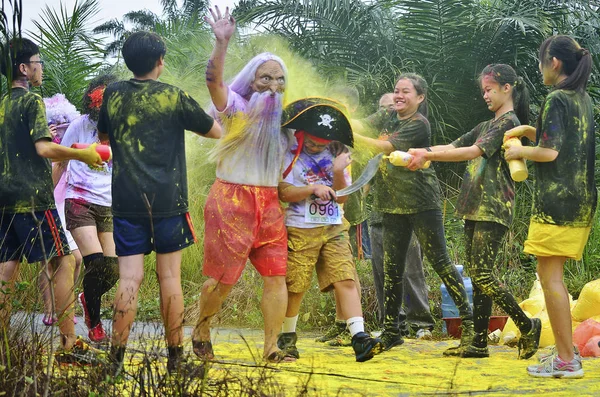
[60,115,112,207]
[282,147,351,228]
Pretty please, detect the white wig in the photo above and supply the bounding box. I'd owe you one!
[229,52,288,99]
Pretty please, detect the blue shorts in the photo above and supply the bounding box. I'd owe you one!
[0,209,71,263]
[113,213,197,256]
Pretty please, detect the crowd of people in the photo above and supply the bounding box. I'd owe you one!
[0,5,595,381]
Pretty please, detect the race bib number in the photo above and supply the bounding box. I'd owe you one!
[304,199,342,224]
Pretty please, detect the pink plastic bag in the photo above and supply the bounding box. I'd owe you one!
[573,319,600,355]
[581,335,600,357]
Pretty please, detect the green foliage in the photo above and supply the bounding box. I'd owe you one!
[28,0,105,108]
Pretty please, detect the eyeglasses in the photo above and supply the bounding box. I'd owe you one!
[24,60,44,67]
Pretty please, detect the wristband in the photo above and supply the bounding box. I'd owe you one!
[425,147,432,152]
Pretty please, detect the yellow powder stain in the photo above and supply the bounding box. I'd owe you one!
[64,331,599,396]
[127,114,139,126]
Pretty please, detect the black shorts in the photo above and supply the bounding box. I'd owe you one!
[113,213,197,256]
[0,209,71,263]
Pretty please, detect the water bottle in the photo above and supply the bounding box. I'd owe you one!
[440,264,473,333]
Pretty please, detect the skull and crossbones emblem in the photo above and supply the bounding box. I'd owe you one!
[317,114,335,129]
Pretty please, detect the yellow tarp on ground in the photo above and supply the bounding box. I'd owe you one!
[166,329,600,396]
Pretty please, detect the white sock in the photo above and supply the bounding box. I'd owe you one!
[282,315,298,333]
[346,317,365,337]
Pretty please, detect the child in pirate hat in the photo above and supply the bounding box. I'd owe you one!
[278,98,383,362]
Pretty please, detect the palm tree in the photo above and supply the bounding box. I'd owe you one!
[0,0,24,95]
[236,0,599,141]
[94,0,210,58]
[28,0,105,108]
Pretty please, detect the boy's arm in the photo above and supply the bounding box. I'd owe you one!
[203,121,222,139]
[205,7,236,111]
[35,139,103,167]
[278,182,336,203]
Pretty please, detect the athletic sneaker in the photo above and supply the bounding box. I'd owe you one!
[351,332,383,362]
[326,329,352,347]
[527,353,584,378]
[89,322,108,343]
[518,318,542,359]
[443,319,475,356]
[538,346,581,363]
[277,332,300,359]
[55,337,103,366]
[315,320,346,343]
[78,292,91,329]
[379,329,404,351]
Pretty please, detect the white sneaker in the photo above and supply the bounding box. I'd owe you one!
[527,353,584,378]
[416,328,432,340]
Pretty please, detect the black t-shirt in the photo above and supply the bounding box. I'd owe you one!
[452,111,519,227]
[532,89,597,226]
[0,88,54,212]
[98,79,214,218]
[365,110,442,214]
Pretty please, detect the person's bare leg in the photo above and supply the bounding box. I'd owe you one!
[0,260,20,328]
[50,255,77,349]
[285,291,306,318]
[192,278,234,342]
[334,279,363,320]
[70,226,103,257]
[156,251,184,347]
[261,275,288,358]
[537,255,574,361]
[111,254,144,347]
[98,232,117,257]
[72,249,83,286]
[38,262,53,320]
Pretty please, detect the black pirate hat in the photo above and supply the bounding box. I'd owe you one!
[282,97,354,148]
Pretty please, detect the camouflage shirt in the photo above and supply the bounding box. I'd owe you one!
[365,110,442,214]
[452,111,519,227]
[98,79,214,218]
[532,89,597,227]
[0,88,54,213]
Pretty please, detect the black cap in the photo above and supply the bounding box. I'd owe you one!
[282,97,354,147]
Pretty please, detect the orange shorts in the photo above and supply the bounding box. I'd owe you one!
[202,179,287,285]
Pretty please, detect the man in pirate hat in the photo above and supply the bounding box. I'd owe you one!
[277,98,383,362]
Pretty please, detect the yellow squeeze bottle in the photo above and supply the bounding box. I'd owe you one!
[384,151,431,168]
[504,137,528,182]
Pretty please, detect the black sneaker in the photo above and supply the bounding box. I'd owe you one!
[277,332,300,359]
[167,345,184,373]
[326,328,352,347]
[55,337,103,366]
[352,332,383,362]
[518,318,542,360]
[102,345,126,382]
[461,345,489,358]
[315,320,346,343]
[443,319,475,357]
[379,330,404,351]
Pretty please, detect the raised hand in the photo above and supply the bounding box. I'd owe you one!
[333,152,352,173]
[205,6,236,41]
